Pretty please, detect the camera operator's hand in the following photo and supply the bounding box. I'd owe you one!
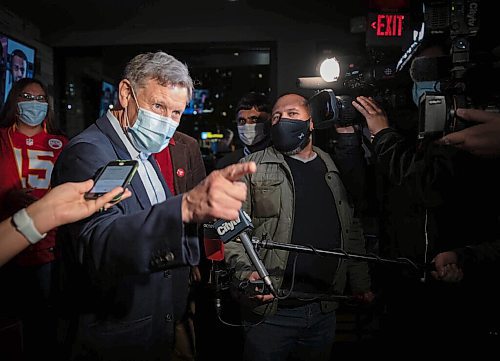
[431,251,464,283]
[351,96,389,137]
[247,271,275,303]
[437,108,500,157]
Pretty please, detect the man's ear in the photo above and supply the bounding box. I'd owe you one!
[309,117,314,131]
[118,80,132,108]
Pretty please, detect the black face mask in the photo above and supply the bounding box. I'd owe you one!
[271,118,311,155]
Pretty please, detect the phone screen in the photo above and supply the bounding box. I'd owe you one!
[90,164,136,194]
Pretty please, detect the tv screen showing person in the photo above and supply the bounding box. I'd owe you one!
[2,36,35,104]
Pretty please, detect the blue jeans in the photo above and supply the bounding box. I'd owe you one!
[243,302,336,361]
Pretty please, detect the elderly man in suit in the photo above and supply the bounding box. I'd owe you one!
[51,51,255,361]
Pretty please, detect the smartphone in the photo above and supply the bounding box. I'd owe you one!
[84,160,139,200]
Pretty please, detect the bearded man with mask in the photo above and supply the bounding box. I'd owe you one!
[216,91,272,169]
[224,93,373,361]
[51,51,256,361]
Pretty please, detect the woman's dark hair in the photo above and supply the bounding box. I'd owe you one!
[0,77,62,135]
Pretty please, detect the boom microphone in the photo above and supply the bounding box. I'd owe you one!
[213,209,277,296]
[409,55,452,82]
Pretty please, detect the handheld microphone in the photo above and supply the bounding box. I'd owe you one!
[203,223,224,261]
[213,209,277,296]
[409,56,452,82]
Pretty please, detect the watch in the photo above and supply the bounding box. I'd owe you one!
[11,208,47,245]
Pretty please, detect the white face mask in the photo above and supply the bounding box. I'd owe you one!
[126,85,178,154]
[237,123,267,146]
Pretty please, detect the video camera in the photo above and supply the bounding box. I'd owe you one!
[405,0,499,139]
[306,60,411,129]
[304,0,498,137]
[308,89,361,129]
[301,4,416,130]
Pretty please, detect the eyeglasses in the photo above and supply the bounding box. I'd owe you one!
[19,92,48,103]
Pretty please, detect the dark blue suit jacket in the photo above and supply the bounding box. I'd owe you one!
[52,115,199,361]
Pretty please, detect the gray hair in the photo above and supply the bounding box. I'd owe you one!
[124,51,194,101]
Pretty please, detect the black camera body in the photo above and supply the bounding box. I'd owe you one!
[414,0,491,139]
[417,91,470,139]
[309,89,361,129]
[308,59,410,129]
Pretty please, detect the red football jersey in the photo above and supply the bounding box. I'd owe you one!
[0,126,68,266]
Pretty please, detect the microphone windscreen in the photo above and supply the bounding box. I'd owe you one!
[410,56,451,82]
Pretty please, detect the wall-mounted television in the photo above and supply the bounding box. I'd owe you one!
[0,33,36,108]
[99,81,117,117]
[184,89,211,115]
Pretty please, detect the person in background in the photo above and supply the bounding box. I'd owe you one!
[216,91,272,169]
[352,39,500,354]
[0,77,68,361]
[153,130,206,361]
[431,108,500,283]
[51,50,256,361]
[195,92,272,361]
[225,93,373,361]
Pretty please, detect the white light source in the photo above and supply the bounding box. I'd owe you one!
[319,57,340,82]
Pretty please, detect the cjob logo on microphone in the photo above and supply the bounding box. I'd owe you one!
[214,210,253,243]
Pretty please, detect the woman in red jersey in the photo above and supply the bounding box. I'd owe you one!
[0,78,68,360]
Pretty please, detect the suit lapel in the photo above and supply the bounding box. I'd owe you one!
[95,116,152,208]
[171,139,188,194]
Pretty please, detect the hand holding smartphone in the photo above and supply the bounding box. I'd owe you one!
[84,160,139,200]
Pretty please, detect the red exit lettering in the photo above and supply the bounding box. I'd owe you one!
[371,14,405,37]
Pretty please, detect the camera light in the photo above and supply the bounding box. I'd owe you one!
[319,57,340,82]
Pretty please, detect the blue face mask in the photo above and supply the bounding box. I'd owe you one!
[412,81,441,106]
[17,101,48,126]
[127,87,179,154]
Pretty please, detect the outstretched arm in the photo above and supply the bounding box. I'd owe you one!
[0,180,130,267]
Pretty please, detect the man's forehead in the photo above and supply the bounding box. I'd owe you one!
[139,80,188,99]
[238,107,263,117]
[273,96,306,112]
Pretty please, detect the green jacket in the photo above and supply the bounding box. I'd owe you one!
[224,146,371,316]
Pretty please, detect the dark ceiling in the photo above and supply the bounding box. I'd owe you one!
[2,0,497,56]
[2,0,368,39]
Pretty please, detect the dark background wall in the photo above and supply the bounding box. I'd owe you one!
[0,0,498,138]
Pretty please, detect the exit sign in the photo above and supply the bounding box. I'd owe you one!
[371,14,405,36]
[366,12,411,47]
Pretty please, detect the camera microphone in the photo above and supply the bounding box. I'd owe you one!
[410,56,452,82]
[213,209,277,297]
[296,77,341,90]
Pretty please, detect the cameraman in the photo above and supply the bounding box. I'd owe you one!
[431,108,500,282]
[352,39,500,354]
